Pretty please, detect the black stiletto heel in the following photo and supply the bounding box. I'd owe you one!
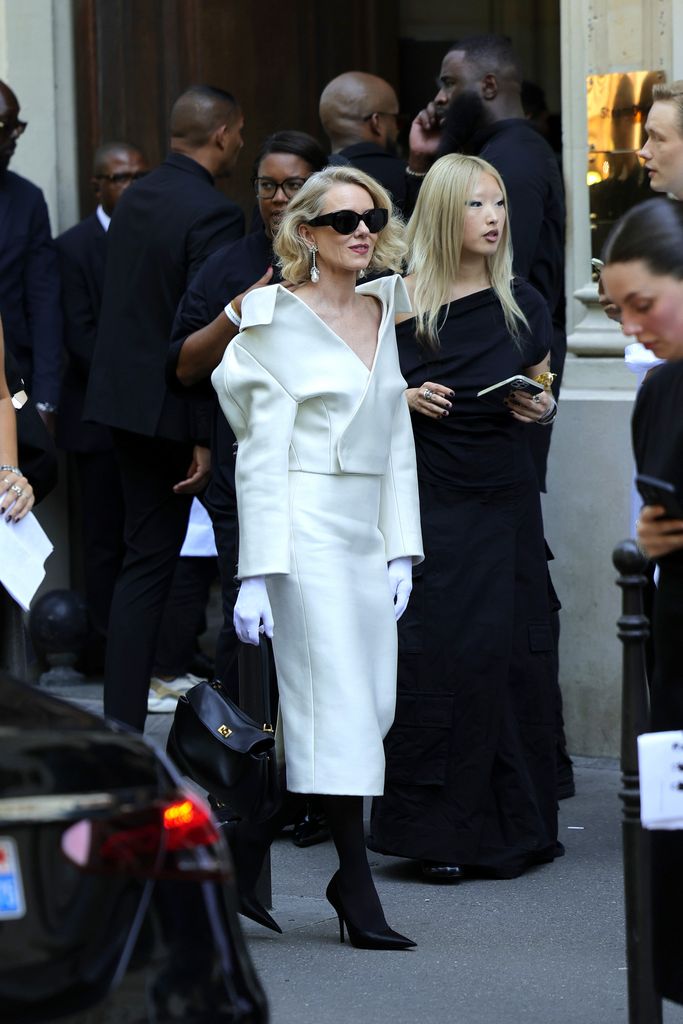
[239,892,282,934]
[325,872,416,950]
[225,823,282,934]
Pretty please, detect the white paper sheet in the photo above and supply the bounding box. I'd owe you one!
[179,498,217,558]
[0,512,53,612]
[638,731,683,830]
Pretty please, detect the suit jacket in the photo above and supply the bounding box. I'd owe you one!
[84,153,244,442]
[55,212,112,452]
[0,170,63,406]
[211,275,424,578]
[338,142,407,212]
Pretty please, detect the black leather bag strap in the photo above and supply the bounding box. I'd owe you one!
[258,636,274,731]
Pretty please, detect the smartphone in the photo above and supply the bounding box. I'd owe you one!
[635,474,683,519]
[477,374,544,408]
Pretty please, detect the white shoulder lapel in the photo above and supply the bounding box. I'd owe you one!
[240,284,281,330]
[355,273,412,316]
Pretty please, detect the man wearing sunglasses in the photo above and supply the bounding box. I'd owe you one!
[0,80,62,429]
[55,141,148,673]
[319,71,407,212]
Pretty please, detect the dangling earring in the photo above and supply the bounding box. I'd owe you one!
[309,245,320,284]
[357,269,366,279]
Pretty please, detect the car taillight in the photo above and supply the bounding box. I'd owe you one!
[62,792,229,880]
[163,797,218,850]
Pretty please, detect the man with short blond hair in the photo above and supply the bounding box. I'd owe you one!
[639,80,683,199]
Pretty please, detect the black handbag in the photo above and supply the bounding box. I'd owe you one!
[167,638,281,823]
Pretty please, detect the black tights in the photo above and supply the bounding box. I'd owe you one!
[233,791,386,931]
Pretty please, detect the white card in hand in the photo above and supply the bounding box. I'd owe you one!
[637,731,683,830]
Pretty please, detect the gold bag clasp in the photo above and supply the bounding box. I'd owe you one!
[217,724,233,738]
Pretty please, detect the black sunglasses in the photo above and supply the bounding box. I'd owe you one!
[94,171,148,185]
[307,208,389,235]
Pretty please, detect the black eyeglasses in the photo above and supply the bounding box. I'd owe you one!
[361,110,406,128]
[253,177,307,199]
[94,171,148,185]
[307,208,389,235]
[0,118,27,139]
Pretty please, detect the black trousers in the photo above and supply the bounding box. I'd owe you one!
[74,449,126,672]
[104,430,193,730]
[154,555,218,677]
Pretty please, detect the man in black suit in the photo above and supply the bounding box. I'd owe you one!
[84,86,245,730]
[56,141,148,672]
[319,71,407,211]
[0,80,62,428]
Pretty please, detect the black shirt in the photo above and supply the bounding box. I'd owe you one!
[167,229,277,521]
[397,280,551,490]
[632,360,683,572]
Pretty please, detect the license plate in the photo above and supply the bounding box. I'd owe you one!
[0,837,26,919]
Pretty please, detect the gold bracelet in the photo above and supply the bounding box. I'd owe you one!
[533,371,557,391]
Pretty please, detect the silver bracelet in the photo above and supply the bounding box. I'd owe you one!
[0,465,21,476]
[537,397,558,425]
[224,301,242,328]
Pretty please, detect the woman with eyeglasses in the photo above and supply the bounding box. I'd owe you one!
[369,154,562,882]
[601,198,683,1007]
[212,165,423,949]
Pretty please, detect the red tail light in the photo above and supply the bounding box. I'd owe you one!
[62,792,227,879]
[162,797,218,850]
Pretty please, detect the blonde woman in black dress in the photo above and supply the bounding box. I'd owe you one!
[370,154,562,881]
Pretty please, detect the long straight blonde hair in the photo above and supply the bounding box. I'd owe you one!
[407,154,528,349]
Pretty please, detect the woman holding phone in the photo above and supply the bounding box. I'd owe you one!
[601,196,683,1007]
[369,154,562,882]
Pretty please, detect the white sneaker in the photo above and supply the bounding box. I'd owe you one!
[147,679,182,713]
[150,672,206,696]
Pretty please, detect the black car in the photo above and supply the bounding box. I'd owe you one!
[0,672,268,1023]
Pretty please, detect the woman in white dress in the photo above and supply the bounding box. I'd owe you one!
[212,166,423,949]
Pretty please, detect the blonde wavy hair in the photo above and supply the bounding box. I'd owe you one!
[274,165,406,284]
[407,153,528,349]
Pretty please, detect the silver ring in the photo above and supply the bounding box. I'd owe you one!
[9,484,23,496]
[532,395,541,404]
[423,387,434,401]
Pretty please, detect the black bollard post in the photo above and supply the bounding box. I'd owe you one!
[238,639,273,910]
[613,540,662,1024]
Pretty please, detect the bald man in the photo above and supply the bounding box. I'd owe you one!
[0,79,62,423]
[319,71,407,210]
[84,86,245,730]
[56,141,148,672]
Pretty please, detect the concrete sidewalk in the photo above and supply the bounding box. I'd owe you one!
[47,681,683,1024]
[243,759,683,1024]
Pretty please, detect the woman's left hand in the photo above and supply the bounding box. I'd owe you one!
[505,389,553,423]
[387,556,413,620]
[0,470,34,522]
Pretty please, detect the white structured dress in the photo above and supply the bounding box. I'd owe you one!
[211,275,423,795]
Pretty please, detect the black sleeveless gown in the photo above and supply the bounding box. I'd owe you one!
[369,280,562,878]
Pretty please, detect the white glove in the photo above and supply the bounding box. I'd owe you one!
[233,576,274,645]
[387,556,413,621]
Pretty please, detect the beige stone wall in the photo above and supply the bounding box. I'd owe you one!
[552,0,680,756]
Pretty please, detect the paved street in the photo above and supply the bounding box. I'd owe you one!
[49,683,683,1024]
[243,758,683,1024]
